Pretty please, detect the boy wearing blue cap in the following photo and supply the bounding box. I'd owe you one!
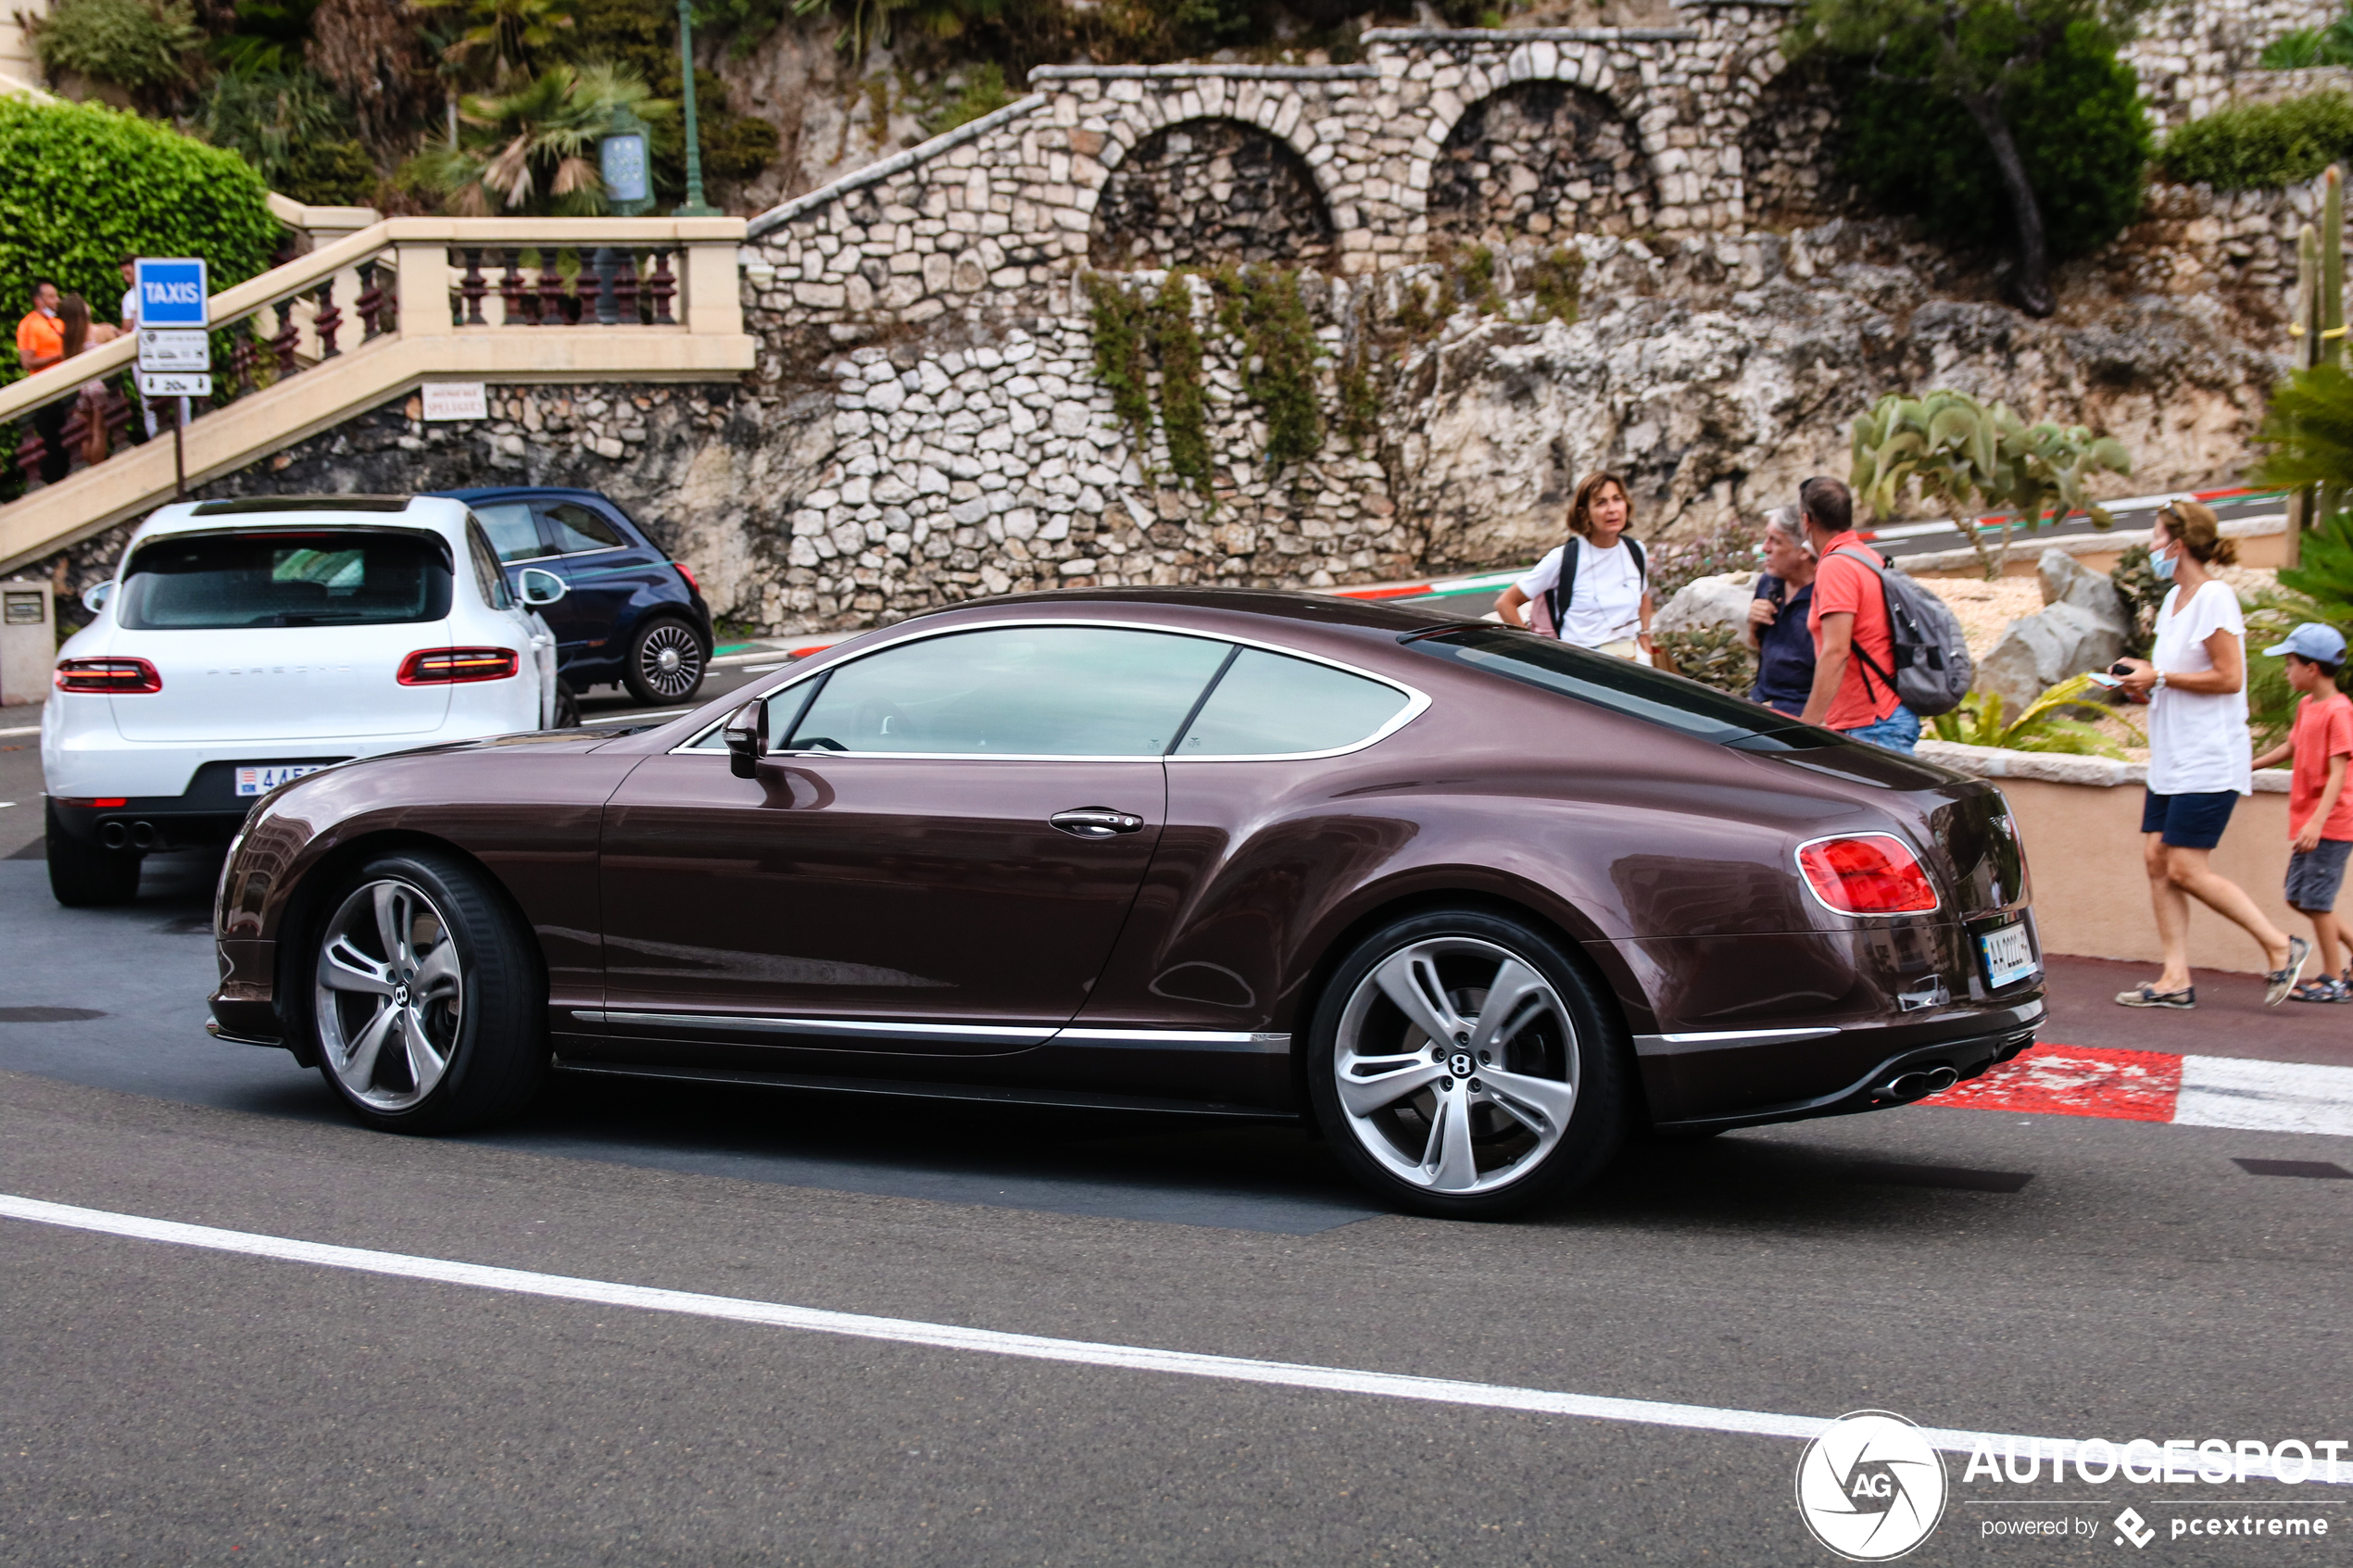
[2252,622,2353,1002]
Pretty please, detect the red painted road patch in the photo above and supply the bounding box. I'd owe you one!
[1925,1043,2183,1122]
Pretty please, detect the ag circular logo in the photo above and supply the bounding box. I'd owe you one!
[1794,1411,1947,1561]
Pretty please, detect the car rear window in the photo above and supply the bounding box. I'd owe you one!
[1403,626,1838,750]
[117,531,453,629]
[1173,648,1413,757]
[543,502,627,553]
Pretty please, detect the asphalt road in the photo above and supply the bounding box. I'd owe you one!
[3,854,2349,1564]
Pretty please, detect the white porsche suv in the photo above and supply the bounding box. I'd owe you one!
[42,495,569,906]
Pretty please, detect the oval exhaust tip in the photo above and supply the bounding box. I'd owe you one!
[99,822,130,849]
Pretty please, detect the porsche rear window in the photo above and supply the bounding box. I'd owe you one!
[1403,626,1838,750]
[117,532,453,629]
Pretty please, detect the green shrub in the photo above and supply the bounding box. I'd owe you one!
[1655,626,1756,696]
[1842,19,2150,260]
[31,0,202,102]
[2158,92,2353,190]
[0,95,279,350]
[2259,15,2353,69]
[190,68,352,195]
[919,61,1012,136]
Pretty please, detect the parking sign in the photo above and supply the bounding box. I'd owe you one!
[134,257,208,329]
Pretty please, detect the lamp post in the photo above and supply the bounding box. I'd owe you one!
[673,0,719,217]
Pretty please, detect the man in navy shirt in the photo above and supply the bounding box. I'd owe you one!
[1746,507,1818,716]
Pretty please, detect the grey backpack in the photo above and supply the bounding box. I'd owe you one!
[1830,546,1974,718]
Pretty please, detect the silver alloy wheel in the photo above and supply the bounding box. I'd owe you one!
[635,622,704,699]
[1332,935,1579,1196]
[314,877,465,1111]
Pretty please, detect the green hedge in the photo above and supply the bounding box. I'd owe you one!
[0,95,278,350]
[1842,20,2151,262]
[2158,92,2353,190]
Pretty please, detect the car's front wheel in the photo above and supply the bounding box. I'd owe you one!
[45,799,141,908]
[1307,909,1628,1219]
[302,849,547,1134]
[623,616,707,706]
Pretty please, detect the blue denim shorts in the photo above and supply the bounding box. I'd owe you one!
[1837,708,1922,754]
[2141,789,2239,849]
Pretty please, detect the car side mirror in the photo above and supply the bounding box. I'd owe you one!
[82,581,114,614]
[517,567,567,606]
[723,698,768,780]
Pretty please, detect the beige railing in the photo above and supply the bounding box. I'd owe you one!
[0,216,753,575]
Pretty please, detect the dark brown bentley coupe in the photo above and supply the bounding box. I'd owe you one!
[208,588,2045,1217]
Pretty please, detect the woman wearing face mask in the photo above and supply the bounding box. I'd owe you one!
[2112,501,2308,1008]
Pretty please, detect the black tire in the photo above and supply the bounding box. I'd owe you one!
[622,615,708,706]
[45,799,141,908]
[553,684,582,728]
[296,848,547,1135]
[1305,908,1629,1220]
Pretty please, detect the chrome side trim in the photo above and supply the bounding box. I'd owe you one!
[1657,1026,1843,1045]
[1054,1028,1291,1053]
[573,1011,1292,1054]
[584,1010,1056,1047]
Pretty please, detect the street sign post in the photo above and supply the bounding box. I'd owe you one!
[133,259,209,499]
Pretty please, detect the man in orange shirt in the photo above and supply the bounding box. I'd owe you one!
[1795,475,1920,753]
[15,280,71,483]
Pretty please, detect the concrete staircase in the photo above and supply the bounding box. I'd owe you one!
[1,216,754,576]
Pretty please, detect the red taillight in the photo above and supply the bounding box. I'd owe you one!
[55,657,160,694]
[673,560,700,596]
[398,646,519,684]
[1797,834,1941,915]
[92,797,128,808]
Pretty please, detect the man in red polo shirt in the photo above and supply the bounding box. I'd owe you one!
[1794,475,1920,753]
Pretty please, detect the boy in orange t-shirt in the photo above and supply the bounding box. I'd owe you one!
[2253,623,2353,1001]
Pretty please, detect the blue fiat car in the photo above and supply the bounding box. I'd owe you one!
[433,487,713,706]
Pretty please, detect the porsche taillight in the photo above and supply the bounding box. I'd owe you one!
[55,657,160,694]
[1797,834,1941,916]
[398,646,519,684]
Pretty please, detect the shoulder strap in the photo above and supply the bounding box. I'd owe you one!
[1827,545,1899,699]
[1627,538,1646,581]
[1544,537,1581,634]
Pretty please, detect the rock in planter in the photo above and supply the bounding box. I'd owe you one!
[1975,600,2125,721]
[1654,570,1756,636]
[2038,548,2133,632]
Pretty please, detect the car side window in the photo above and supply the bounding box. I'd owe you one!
[542,502,627,555]
[784,626,1230,757]
[464,521,513,610]
[1173,647,1412,757]
[472,502,554,562]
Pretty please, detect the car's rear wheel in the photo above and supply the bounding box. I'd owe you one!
[1307,909,1628,1219]
[45,799,141,908]
[303,849,546,1134]
[623,616,707,705]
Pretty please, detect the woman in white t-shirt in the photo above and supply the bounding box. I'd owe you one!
[2112,501,2307,1009]
[1492,471,1655,660]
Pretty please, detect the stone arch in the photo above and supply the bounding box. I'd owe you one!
[1740,61,1860,228]
[1424,78,1655,244]
[1088,117,1339,270]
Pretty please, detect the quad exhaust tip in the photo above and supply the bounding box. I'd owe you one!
[1874,1063,1960,1102]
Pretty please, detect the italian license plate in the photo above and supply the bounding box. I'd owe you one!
[235,763,326,797]
[1980,921,2038,989]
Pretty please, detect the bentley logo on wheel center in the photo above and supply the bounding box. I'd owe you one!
[1795,1411,1948,1561]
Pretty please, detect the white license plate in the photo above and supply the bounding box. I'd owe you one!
[1980,921,2038,989]
[235,763,326,797]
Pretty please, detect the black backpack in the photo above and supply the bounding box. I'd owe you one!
[1828,546,1974,718]
[1541,536,1647,637]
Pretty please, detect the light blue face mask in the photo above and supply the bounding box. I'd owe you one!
[2150,549,2178,581]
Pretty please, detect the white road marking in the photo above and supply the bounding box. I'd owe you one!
[0,724,40,737]
[2176,1056,2353,1136]
[2,1192,2342,1483]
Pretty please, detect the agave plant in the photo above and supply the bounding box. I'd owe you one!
[405,62,667,215]
[1930,672,2142,758]
[1850,390,2133,580]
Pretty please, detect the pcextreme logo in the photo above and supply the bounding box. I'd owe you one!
[1795,1411,1950,1562]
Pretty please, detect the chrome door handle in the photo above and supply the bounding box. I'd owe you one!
[1050,808,1146,839]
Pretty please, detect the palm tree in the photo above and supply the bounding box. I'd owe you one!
[415,0,573,86]
[405,61,668,215]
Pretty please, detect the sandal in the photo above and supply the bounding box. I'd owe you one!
[2264,936,2312,1008]
[2289,977,2350,1004]
[2115,984,2196,1010]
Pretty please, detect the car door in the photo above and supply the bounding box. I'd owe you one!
[535,498,662,668]
[593,622,1235,1057]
